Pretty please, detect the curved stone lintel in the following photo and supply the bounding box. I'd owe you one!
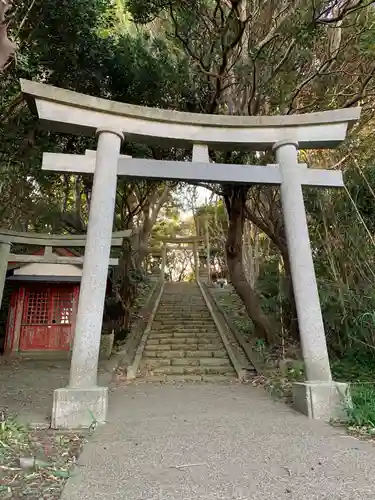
[21,79,361,151]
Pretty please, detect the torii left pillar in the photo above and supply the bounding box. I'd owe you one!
[0,242,11,309]
[52,128,124,429]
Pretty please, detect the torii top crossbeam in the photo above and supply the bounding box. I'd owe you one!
[21,79,360,150]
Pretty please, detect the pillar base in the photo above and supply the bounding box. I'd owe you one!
[52,386,108,429]
[292,381,351,421]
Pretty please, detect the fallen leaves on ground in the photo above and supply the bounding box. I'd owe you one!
[0,415,86,499]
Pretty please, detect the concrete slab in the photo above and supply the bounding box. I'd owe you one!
[52,386,108,429]
[62,383,375,500]
[293,381,350,420]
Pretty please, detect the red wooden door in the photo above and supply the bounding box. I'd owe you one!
[19,285,76,351]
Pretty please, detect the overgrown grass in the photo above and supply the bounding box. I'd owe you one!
[332,352,375,433]
[346,384,375,430]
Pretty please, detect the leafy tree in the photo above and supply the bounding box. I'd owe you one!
[0,0,196,331]
[126,0,375,344]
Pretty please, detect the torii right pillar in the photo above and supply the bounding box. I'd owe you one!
[273,140,349,420]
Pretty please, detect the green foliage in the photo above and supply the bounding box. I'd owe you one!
[0,417,28,448]
[1,0,196,231]
[332,351,375,383]
[125,0,169,24]
[346,384,375,429]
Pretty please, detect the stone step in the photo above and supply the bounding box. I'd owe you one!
[173,331,219,338]
[150,328,218,337]
[172,357,231,367]
[143,349,227,358]
[151,325,217,330]
[152,323,215,328]
[157,307,208,311]
[147,337,223,346]
[141,374,235,383]
[141,358,172,368]
[148,332,219,340]
[145,343,224,352]
[159,299,204,302]
[156,306,208,309]
[147,340,224,349]
[159,309,207,312]
[183,350,228,358]
[153,316,212,320]
[143,350,185,359]
[157,304,209,316]
[155,317,212,321]
[142,358,231,370]
[157,306,208,309]
[154,312,211,316]
[168,358,199,366]
[154,319,212,323]
[148,332,218,338]
[150,366,234,376]
[144,343,225,352]
[153,320,216,325]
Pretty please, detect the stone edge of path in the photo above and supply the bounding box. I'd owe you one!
[98,277,164,385]
[196,280,254,382]
[126,279,165,380]
[203,284,271,377]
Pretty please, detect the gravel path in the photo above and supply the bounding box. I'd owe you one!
[0,357,111,425]
[61,382,375,500]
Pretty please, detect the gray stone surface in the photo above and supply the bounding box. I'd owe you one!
[62,383,375,500]
[52,386,108,429]
[69,129,123,389]
[21,79,360,150]
[274,141,332,383]
[293,381,350,421]
[45,154,347,189]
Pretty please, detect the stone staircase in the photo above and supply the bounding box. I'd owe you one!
[139,282,236,381]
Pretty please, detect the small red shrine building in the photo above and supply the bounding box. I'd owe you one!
[4,247,101,355]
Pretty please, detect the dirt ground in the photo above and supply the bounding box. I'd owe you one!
[0,357,112,425]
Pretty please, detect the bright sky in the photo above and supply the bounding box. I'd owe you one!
[180,186,212,219]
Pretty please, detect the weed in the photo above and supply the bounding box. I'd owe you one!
[0,415,29,461]
[346,383,375,430]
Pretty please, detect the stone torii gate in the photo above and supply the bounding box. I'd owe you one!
[150,235,205,281]
[21,78,360,426]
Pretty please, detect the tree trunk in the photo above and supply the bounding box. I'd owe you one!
[224,187,275,344]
